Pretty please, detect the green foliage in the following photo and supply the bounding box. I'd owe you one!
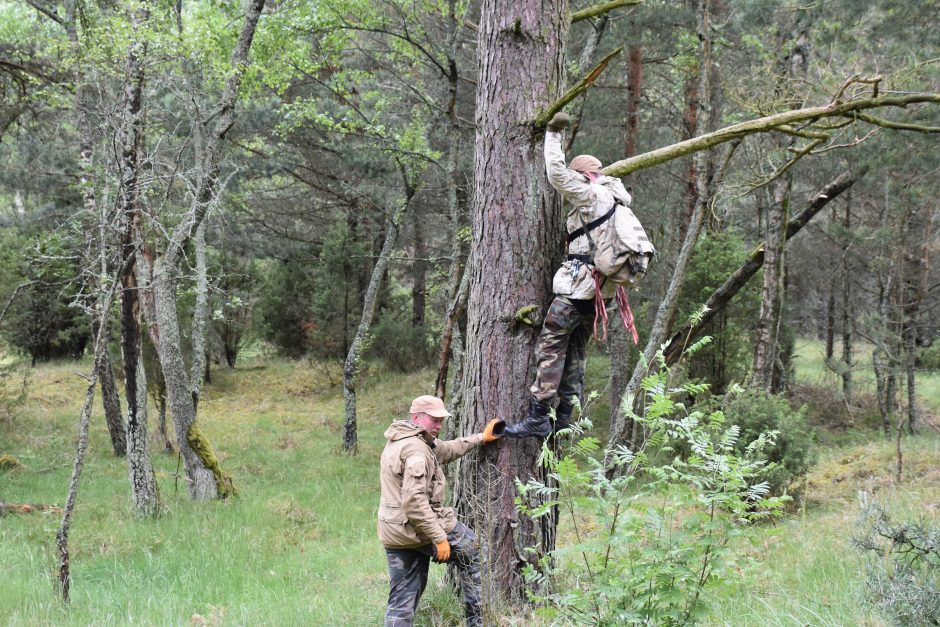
[0,229,89,363]
[916,342,940,370]
[678,229,760,393]
[367,313,437,373]
[516,344,787,626]
[256,220,366,359]
[852,498,940,626]
[701,388,816,498]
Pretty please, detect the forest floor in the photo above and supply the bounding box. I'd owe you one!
[1,341,938,626]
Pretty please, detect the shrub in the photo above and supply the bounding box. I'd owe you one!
[703,387,816,497]
[852,497,940,626]
[367,312,437,373]
[916,342,940,370]
[516,341,787,625]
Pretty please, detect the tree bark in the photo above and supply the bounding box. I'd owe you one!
[150,0,265,499]
[454,0,569,602]
[752,182,788,390]
[609,42,643,441]
[94,321,126,457]
[190,219,209,407]
[343,201,408,454]
[114,0,160,514]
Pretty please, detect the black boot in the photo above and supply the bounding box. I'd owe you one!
[554,399,574,432]
[503,398,552,439]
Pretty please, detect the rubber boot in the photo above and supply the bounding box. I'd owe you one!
[503,398,552,439]
[554,399,574,432]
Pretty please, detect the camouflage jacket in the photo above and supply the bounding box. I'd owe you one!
[545,130,633,300]
[378,420,483,548]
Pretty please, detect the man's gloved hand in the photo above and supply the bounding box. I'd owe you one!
[547,112,570,132]
[434,539,451,562]
[482,418,505,443]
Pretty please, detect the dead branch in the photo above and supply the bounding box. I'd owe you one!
[535,47,623,128]
[0,502,63,516]
[661,169,864,366]
[571,0,643,23]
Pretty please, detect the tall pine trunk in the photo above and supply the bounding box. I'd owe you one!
[453,0,568,602]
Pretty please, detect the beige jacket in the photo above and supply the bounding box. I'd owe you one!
[377,420,483,548]
[545,131,633,300]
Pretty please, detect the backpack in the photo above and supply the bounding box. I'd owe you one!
[567,199,656,287]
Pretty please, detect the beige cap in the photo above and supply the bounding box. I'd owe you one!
[569,154,602,173]
[410,395,451,418]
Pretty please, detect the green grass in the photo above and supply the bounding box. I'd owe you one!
[793,337,940,413]
[1,357,433,626]
[1,341,938,626]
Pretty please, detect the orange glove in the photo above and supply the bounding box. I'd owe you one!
[434,539,451,562]
[482,418,505,443]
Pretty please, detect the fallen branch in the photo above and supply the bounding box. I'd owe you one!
[661,169,863,366]
[603,93,940,177]
[0,502,63,516]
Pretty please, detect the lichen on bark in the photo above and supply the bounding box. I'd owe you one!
[185,424,237,498]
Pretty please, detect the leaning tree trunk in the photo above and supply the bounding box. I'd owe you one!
[149,0,265,499]
[343,201,408,454]
[453,0,569,603]
[94,320,127,456]
[609,0,714,452]
[661,171,859,367]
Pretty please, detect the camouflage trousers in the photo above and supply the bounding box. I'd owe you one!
[529,297,595,404]
[384,521,482,627]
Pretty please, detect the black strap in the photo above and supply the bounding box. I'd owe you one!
[566,200,620,245]
[567,253,592,264]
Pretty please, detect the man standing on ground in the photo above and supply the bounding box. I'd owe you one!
[378,395,503,626]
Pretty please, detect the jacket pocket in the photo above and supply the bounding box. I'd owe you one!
[378,505,420,547]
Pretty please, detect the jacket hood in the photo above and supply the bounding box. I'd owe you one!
[384,419,428,442]
[597,176,632,205]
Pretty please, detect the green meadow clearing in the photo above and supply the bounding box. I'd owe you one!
[1,342,938,626]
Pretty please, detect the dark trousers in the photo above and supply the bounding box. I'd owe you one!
[384,521,482,627]
[529,297,595,404]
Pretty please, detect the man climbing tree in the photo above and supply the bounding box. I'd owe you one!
[504,111,652,439]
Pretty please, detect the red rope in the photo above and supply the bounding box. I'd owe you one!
[592,270,609,342]
[616,285,639,345]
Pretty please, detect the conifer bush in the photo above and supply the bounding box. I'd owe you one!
[853,498,940,626]
[702,388,816,497]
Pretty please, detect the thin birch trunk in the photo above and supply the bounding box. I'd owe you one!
[190,219,209,407]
